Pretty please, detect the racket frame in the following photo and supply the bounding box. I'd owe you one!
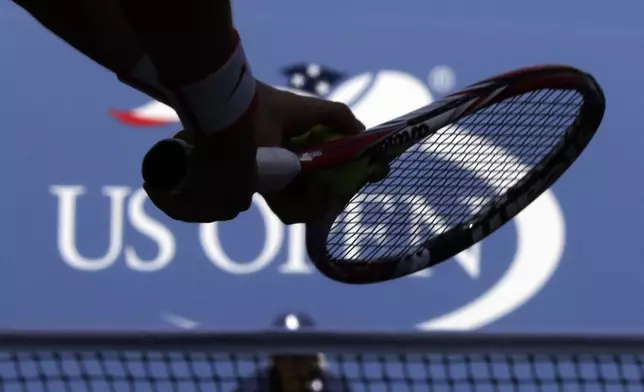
[294,65,605,284]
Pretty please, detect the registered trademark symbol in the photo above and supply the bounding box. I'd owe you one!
[428,65,456,94]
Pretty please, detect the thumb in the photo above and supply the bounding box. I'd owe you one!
[285,97,365,137]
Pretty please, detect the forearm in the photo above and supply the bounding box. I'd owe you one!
[116,0,236,88]
[12,0,172,104]
[118,0,257,159]
[17,0,252,132]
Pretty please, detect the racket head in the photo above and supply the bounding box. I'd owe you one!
[303,65,605,284]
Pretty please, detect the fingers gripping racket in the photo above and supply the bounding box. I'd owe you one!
[142,65,605,284]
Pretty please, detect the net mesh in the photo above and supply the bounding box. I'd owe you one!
[1,332,643,392]
[327,88,583,262]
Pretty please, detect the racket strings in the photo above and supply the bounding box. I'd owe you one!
[328,88,584,263]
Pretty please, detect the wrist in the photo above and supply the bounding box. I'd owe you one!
[118,29,257,135]
[167,29,257,135]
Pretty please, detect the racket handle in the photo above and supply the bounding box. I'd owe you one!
[255,146,303,192]
[141,138,302,194]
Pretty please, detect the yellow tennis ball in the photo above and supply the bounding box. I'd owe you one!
[288,125,346,148]
[319,157,374,196]
[289,125,388,197]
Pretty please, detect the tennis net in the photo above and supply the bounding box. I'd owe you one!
[1,331,643,391]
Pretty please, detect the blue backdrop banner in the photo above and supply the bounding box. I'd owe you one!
[0,0,642,332]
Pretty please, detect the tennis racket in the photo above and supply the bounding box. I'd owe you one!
[142,65,605,284]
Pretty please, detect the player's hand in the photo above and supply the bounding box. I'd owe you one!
[254,81,365,224]
[143,80,363,225]
[143,112,259,223]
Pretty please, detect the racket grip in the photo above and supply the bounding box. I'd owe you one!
[141,138,302,195]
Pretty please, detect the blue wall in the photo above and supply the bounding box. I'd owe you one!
[0,0,642,332]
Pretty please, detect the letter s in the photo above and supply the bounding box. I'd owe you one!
[124,188,176,272]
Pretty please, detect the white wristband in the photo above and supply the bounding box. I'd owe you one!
[168,35,257,133]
